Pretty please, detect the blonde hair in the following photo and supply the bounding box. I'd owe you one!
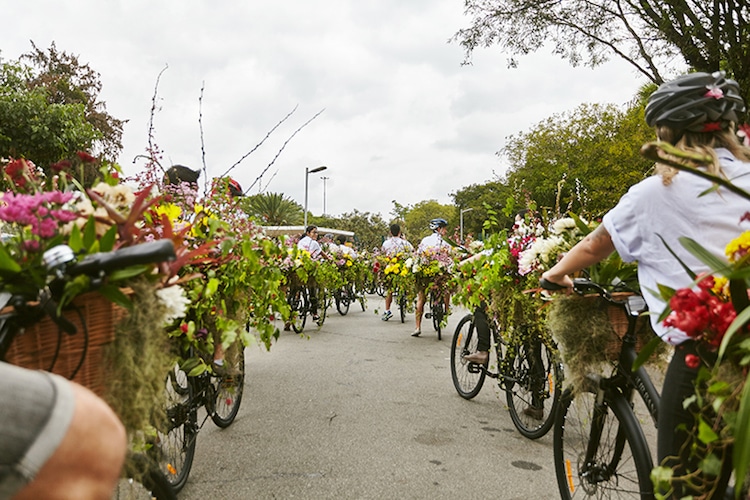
[654,125,750,184]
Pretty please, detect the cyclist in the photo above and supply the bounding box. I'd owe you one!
[1,362,127,499]
[541,71,750,497]
[297,225,324,322]
[380,223,414,321]
[412,218,451,336]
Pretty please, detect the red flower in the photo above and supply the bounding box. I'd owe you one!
[180,323,189,333]
[76,151,97,163]
[50,159,71,172]
[685,354,700,369]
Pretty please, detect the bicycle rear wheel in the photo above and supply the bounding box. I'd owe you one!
[554,386,654,499]
[211,342,246,428]
[398,295,406,323]
[505,335,563,439]
[159,363,198,493]
[288,287,308,333]
[430,292,444,340]
[335,287,350,316]
[450,314,486,399]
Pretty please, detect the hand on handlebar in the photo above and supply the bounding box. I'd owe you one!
[539,271,574,292]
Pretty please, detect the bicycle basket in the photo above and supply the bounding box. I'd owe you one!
[4,291,127,397]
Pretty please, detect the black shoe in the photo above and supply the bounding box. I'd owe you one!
[411,329,421,337]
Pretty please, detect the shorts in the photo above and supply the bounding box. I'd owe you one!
[0,362,75,498]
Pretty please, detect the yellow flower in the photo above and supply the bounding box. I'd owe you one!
[155,203,182,223]
[346,260,352,267]
[726,231,750,263]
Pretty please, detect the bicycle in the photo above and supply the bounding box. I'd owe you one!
[334,283,354,316]
[0,240,178,500]
[158,332,246,493]
[450,310,563,439]
[424,288,446,340]
[541,277,662,499]
[286,282,326,332]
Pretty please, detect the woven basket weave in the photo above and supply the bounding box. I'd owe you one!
[5,292,126,397]
[584,293,652,362]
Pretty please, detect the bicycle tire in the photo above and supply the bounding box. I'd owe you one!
[399,295,406,323]
[335,288,350,316]
[159,364,198,493]
[211,343,246,428]
[450,314,486,399]
[505,335,563,439]
[554,386,655,499]
[316,290,329,326]
[288,287,308,333]
[114,453,177,500]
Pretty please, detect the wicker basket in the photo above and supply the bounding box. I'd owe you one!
[5,292,127,397]
[601,293,652,361]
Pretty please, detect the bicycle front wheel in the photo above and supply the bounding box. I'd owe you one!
[211,343,246,428]
[335,287,350,316]
[114,453,177,500]
[398,295,406,323]
[554,386,655,499]
[505,335,563,439]
[450,314,486,399]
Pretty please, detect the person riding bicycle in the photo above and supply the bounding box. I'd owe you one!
[541,71,750,497]
[381,223,414,321]
[297,225,325,322]
[0,362,127,499]
[412,218,451,337]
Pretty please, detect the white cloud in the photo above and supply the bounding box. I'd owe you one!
[2,0,648,222]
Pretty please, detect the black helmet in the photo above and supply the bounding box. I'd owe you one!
[645,71,745,132]
[429,218,448,231]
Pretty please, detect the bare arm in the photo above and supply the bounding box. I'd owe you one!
[541,225,616,288]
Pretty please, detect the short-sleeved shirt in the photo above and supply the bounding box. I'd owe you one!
[417,232,448,252]
[298,236,322,259]
[381,236,413,256]
[602,148,750,345]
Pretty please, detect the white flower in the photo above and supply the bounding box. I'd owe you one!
[552,218,577,234]
[156,285,191,323]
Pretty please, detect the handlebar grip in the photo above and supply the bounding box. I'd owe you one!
[539,278,568,291]
[69,240,176,277]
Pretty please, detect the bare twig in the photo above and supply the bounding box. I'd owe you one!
[198,82,208,197]
[141,64,169,172]
[244,108,326,194]
[219,104,301,180]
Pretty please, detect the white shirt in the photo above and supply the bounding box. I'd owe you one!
[602,148,750,345]
[381,236,413,256]
[418,232,448,252]
[339,245,358,258]
[298,235,323,259]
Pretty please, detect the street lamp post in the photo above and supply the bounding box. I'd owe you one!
[320,176,330,216]
[304,165,327,228]
[460,207,474,244]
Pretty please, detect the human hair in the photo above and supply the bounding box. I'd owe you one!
[305,225,317,236]
[390,223,401,236]
[336,235,347,245]
[654,126,750,184]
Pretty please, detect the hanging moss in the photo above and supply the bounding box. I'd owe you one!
[546,293,667,391]
[102,279,175,437]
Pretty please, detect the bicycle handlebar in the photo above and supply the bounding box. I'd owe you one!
[67,239,176,277]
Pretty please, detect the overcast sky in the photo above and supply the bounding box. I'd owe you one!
[3,0,648,221]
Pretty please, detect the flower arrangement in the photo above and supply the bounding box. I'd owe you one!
[410,245,456,295]
[378,250,416,303]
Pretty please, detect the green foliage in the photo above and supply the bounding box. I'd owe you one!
[450,180,514,238]
[501,103,654,218]
[0,61,100,170]
[401,199,458,243]
[241,192,303,225]
[311,209,388,251]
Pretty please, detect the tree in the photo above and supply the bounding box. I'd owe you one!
[241,192,303,225]
[0,61,99,171]
[500,101,654,218]
[401,200,459,244]
[451,180,515,239]
[453,1,750,107]
[311,210,388,251]
[21,42,125,161]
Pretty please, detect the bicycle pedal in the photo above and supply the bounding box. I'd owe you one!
[424,312,432,319]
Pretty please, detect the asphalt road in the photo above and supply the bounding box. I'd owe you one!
[176,294,634,500]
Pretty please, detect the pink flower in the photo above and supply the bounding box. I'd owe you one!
[685,354,700,369]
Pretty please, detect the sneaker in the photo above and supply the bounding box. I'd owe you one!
[522,406,544,420]
[312,314,320,322]
[463,351,489,364]
[411,329,421,337]
[381,311,393,321]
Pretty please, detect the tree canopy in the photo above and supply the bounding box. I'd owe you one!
[453,1,750,106]
[241,192,303,226]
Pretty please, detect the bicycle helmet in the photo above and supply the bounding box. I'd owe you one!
[645,71,745,133]
[227,178,244,197]
[429,218,448,231]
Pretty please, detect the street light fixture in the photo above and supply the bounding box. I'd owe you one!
[304,165,327,228]
[460,207,474,244]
